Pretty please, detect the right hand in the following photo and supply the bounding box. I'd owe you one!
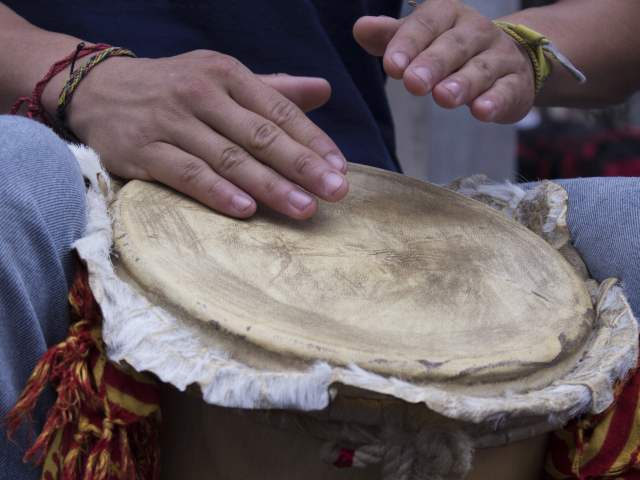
[353,0,535,124]
[45,50,349,219]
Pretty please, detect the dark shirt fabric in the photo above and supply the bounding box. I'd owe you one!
[7,0,403,172]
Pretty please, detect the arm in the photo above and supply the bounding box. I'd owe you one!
[353,0,640,123]
[0,3,349,219]
[0,3,81,113]
[500,0,640,109]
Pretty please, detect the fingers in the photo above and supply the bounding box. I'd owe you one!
[430,40,534,116]
[159,57,348,219]
[181,63,349,208]
[353,0,535,123]
[169,117,327,219]
[142,142,260,218]
[400,19,498,97]
[353,16,401,56]
[468,73,533,124]
[382,1,461,80]
[183,94,348,210]
[258,74,331,113]
[225,69,347,176]
[426,34,534,122]
[69,50,349,220]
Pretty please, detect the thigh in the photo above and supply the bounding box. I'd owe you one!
[524,177,640,321]
[0,116,86,480]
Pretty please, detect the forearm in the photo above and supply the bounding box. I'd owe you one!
[498,0,640,108]
[0,3,87,114]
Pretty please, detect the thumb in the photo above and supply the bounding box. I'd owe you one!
[258,74,331,113]
[353,15,403,56]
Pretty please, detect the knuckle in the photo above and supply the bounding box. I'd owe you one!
[262,174,281,195]
[218,145,248,174]
[499,36,521,56]
[499,77,519,106]
[469,57,493,83]
[173,75,210,101]
[124,123,157,150]
[208,54,244,79]
[477,17,496,36]
[160,103,189,124]
[178,159,208,186]
[269,100,298,127]
[204,177,225,199]
[250,122,280,151]
[445,31,469,58]
[292,154,317,176]
[459,3,482,21]
[425,54,445,77]
[187,49,215,59]
[412,14,439,39]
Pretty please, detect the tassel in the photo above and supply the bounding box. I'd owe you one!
[2,260,161,480]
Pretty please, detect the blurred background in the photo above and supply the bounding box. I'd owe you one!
[387,0,640,184]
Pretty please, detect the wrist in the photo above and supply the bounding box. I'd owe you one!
[40,55,83,116]
[59,51,137,142]
[493,21,585,97]
[11,42,135,142]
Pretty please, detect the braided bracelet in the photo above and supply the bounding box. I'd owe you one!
[492,21,586,96]
[55,46,137,142]
[9,43,113,132]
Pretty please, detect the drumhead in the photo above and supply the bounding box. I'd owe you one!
[112,164,594,393]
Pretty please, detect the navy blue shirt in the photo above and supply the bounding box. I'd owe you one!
[8,0,403,172]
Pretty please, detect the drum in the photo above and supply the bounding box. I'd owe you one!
[73,147,637,480]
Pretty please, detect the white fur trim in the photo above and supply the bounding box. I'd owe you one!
[70,147,638,452]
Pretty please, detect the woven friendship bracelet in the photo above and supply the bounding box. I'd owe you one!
[8,43,113,132]
[55,46,137,141]
[492,21,586,95]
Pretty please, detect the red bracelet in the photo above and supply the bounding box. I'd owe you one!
[8,43,112,134]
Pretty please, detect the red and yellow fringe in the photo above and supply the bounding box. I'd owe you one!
[546,339,640,479]
[5,259,640,479]
[2,261,161,480]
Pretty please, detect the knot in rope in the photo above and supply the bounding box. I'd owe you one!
[319,406,475,480]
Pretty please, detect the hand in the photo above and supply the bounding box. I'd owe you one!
[353,0,535,123]
[47,50,349,219]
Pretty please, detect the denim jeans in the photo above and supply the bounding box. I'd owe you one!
[0,115,86,480]
[522,177,640,319]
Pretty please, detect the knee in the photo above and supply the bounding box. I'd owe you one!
[553,177,640,318]
[554,177,640,233]
[0,116,86,283]
[0,115,80,179]
[0,115,85,216]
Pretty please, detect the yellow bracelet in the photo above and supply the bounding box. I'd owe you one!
[492,21,586,95]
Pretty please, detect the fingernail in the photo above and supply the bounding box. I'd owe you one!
[413,67,433,90]
[482,99,496,118]
[443,82,461,101]
[232,194,253,212]
[391,52,409,70]
[326,154,345,171]
[289,190,313,211]
[323,172,345,195]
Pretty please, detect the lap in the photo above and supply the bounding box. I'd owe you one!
[0,115,86,480]
[524,177,640,321]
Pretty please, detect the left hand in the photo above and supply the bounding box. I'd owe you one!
[353,0,535,124]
